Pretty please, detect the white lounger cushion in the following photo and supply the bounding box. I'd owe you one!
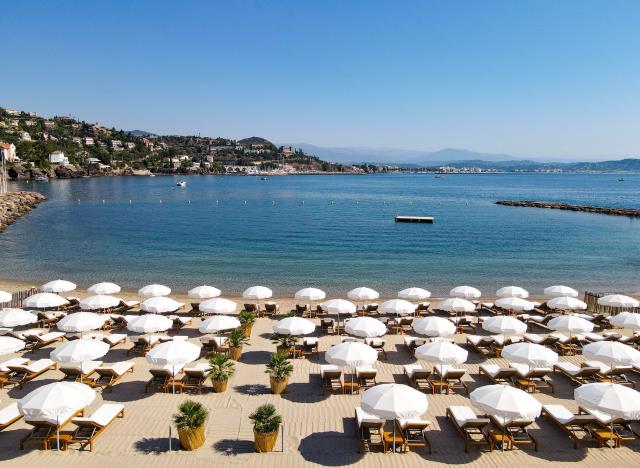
[466,335,488,345]
[0,402,20,425]
[581,407,615,424]
[403,364,426,378]
[60,360,102,374]
[524,333,544,343]
[397,418,430,429]
[38,332,65,341]
[303,337,318,345]
[0,357,28,372]
[184,362,211,373]
[583,333,604,342]
[583,361,631,373]
[22,359,55,373]
[320,364,340,377]
[355,406,382,426]
[434,364,465,377]
[125,301,139,307]
[448,405,478,426]
[364,338,384,346]
[72,403,124,427]
[104,333,127,345]
[550,332,570,343]
[479,364,501,377]
[356,365,376,376]
[542,404,575,424]
[101,361,134,376]
[554,362,581,375]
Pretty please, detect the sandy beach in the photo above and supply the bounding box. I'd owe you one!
[1,281,640,467]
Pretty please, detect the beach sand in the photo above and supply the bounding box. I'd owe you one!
[1,282,640,467]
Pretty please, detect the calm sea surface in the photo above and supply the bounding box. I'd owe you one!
[1,173,639,296]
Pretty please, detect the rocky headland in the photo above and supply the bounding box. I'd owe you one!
[0,191,47,232]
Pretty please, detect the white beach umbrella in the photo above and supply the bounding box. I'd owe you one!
[575,382,640,446]
[437,297,476,313]
[544,285,579,298]
[345,317,387,338]
[326,341,378,368]
[547,296,587,311]
[273,317,315,336]
[597,294,640,309]
[450,285,481,299]
[295,288,326,301]
[87,282,121,295]
[502,342,558,368]
[548,315,594,335]
[495,297,535,312]
[41,279,77,293]
[471,384,542,423]
[127,314,173,334]
[199,315,240,334]
[23,292,69,309]
[321,299,357,315]
[0,336,26,355]
[147,340,201,393]
[482,316,527,335]
[141,296,182,314]
[50,338,109,363]
[361,383,428,420]
[18,382,95,450]
[79,295,121,311]
[398,287,431,301]
[138,284,171,297]
[0,291,12,303]
[415,341,468,365]
[347,287,379,302]
[609,312,640,330]
[199,298,237,315]
[188,285,221,299]
[582,341,640,368]
[379,299,416,316]
[0,308,37,327]
[242,286,273,300]
[57,312,106,333]
[412,316,456,337]
[496,286,529,299]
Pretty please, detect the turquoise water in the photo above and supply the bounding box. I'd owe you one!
[1,173,639,296]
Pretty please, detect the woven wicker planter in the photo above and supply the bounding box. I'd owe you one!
[178,425,205,451]
[228,346,243,360]
[240,323,253,336]
[211,378,228,393]
[276,346,293,357]
[269,376,288,395]
[254,427,279,453]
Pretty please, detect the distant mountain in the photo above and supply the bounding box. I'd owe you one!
[127,129,157,137]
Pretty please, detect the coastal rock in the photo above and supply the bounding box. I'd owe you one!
[496,200,640,217]
[0,191,47,232]
[54,164,85,179]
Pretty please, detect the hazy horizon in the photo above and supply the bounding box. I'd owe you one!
[2,1,639,160]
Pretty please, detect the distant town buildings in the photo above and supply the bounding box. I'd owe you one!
[0,142,17,162]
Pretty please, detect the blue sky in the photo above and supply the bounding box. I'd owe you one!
[2,1,639,159]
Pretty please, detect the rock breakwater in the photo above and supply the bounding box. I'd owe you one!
[496,200,640,217]
[0,191,47,232]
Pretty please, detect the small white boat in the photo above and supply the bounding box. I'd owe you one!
[149,173,156,177]
[176,180,187,187]
[34,175,49,182]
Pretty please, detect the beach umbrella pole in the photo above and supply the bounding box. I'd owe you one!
[57,415,60,451]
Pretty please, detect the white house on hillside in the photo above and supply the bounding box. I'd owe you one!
[0,142,17,162]
[49,150,69,165]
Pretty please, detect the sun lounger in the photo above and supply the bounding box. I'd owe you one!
[510,363,554,393]
[127,335,161,355]
[364,337,386,358]
[490,416,538,451]
[101,333,127,348]
[446,406,491,452]
[169,315,192,330]
[91,361,134,391]
[320,364,343,393]
[60,360,103,383]
[541,404,597,448]
[551,333,581,356]
[403,336,426,352]
[20,407,83,450]
[583,360,635,387]
[523,333,560,346]
[6,359,57,389]
[449,315,475,333]
[0,402,22,432]
[403,364,431,390]
[466,335,495,355]
[24,331,65,350]
[263,302,279,317]
[356,365,377,388]
[68,403,125,451]
[181,363,211,394]
[394,418,432,453]
[578,406,640,445]
[37,311,66,328]
[553,362,601,385]
[145,366,184,393]
[355,406,385,453]
[433,365,468,394]
[479,364,518,385]
[320,318,336,334]
[301,337,319,357]
[0,357,28,388]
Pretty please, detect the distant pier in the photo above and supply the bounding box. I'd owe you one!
[496,200,640,217]
[395,215,434,223]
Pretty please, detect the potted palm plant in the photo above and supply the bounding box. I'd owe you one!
[250,403,281,453]
[265,352,294,394]
[227,328,249,360]
[173,400,208,450]
[207,353,235,392]
[238,310,256,336]
[271,333,298,357]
